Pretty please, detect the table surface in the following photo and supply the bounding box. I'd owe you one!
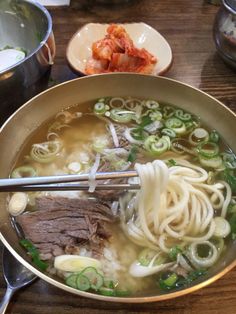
[1,0,236,313]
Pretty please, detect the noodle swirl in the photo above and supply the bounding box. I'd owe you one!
[121,159,231,253]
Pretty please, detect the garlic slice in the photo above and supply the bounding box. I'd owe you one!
[8,192,28,216]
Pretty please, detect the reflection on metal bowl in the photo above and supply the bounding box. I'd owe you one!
[0,73,236,303]
[213,0,236,69]
[0,0,55,125]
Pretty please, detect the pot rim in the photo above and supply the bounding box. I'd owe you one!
[0,0,53,75]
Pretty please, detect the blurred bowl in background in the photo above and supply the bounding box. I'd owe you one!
[213,0,236,69]
[0,0,55,125]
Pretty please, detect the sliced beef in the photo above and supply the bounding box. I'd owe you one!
[94,162,128,201]
[35,197,114,221]
[93,179,127,202]
[16,197,116,260]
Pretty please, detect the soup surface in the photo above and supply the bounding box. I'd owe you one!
[8,97,236,297]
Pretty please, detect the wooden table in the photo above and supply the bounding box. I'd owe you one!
[1,0,236,313]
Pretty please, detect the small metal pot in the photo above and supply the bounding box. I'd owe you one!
[0,0,55,125]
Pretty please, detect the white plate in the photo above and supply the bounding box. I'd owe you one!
[66,22,173,76]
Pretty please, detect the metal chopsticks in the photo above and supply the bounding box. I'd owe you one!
[0,170,139,192]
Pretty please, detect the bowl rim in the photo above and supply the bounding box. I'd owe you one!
[66,22,173,77]
[1,73,236,303]
[0,0,53,75]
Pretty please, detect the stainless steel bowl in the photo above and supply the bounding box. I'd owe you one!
[213,0,236,69]
[0,73,236,303]
[0,0,55,125]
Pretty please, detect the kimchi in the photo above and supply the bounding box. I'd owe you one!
[85,24,157,75]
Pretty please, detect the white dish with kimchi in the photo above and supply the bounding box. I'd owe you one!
[66,23,172,76]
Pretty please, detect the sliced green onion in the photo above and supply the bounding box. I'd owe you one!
[98,287,130,297]
[143,135,158,151]
[199,155,222,169]
[138,115,153,127]
[161,128,176,138]
[174,109,192,121]
[149,110,163,121]
[197,142,219,158]
[76,274,91,291]
[189,128,209,146]
[130,128,147,141]
[165,117,186,135]
[144,135,169,155]
[188,241,218,268]
[144,99,159,109]
[150,138,169,155]
[90,273,104,291]
[98,287,116,296]
[94,102,109,115]
[209,130,220,143]
[104,279,116,289]
[163,106,175,119]
[111,159,131,171]
[213,217,231,238]
[222,153,236,169]
[167,159,177,167]
[81,266,98,279]
[169,246,183,261]
[66,274,78,289]
[171,138,197,155]
[110,109,134,123]
[162,135,171,149]
[138,248,159,266]
[81,266,104,291]
[11,166,37,178]
[185,120,200,133]
[19,239,48,271]
[163,273,178,286]
[115,290,130,296]
[127,146,138,163]
[159,272,178,290]
[30,141,62,163]
[165,117,182,129]
[159,269,206,291]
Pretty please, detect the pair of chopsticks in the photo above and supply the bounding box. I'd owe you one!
[0,170,139,192]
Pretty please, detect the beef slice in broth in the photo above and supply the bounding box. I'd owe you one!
[16,196,116,260]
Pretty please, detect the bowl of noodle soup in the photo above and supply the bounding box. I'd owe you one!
[0,73,236,302]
